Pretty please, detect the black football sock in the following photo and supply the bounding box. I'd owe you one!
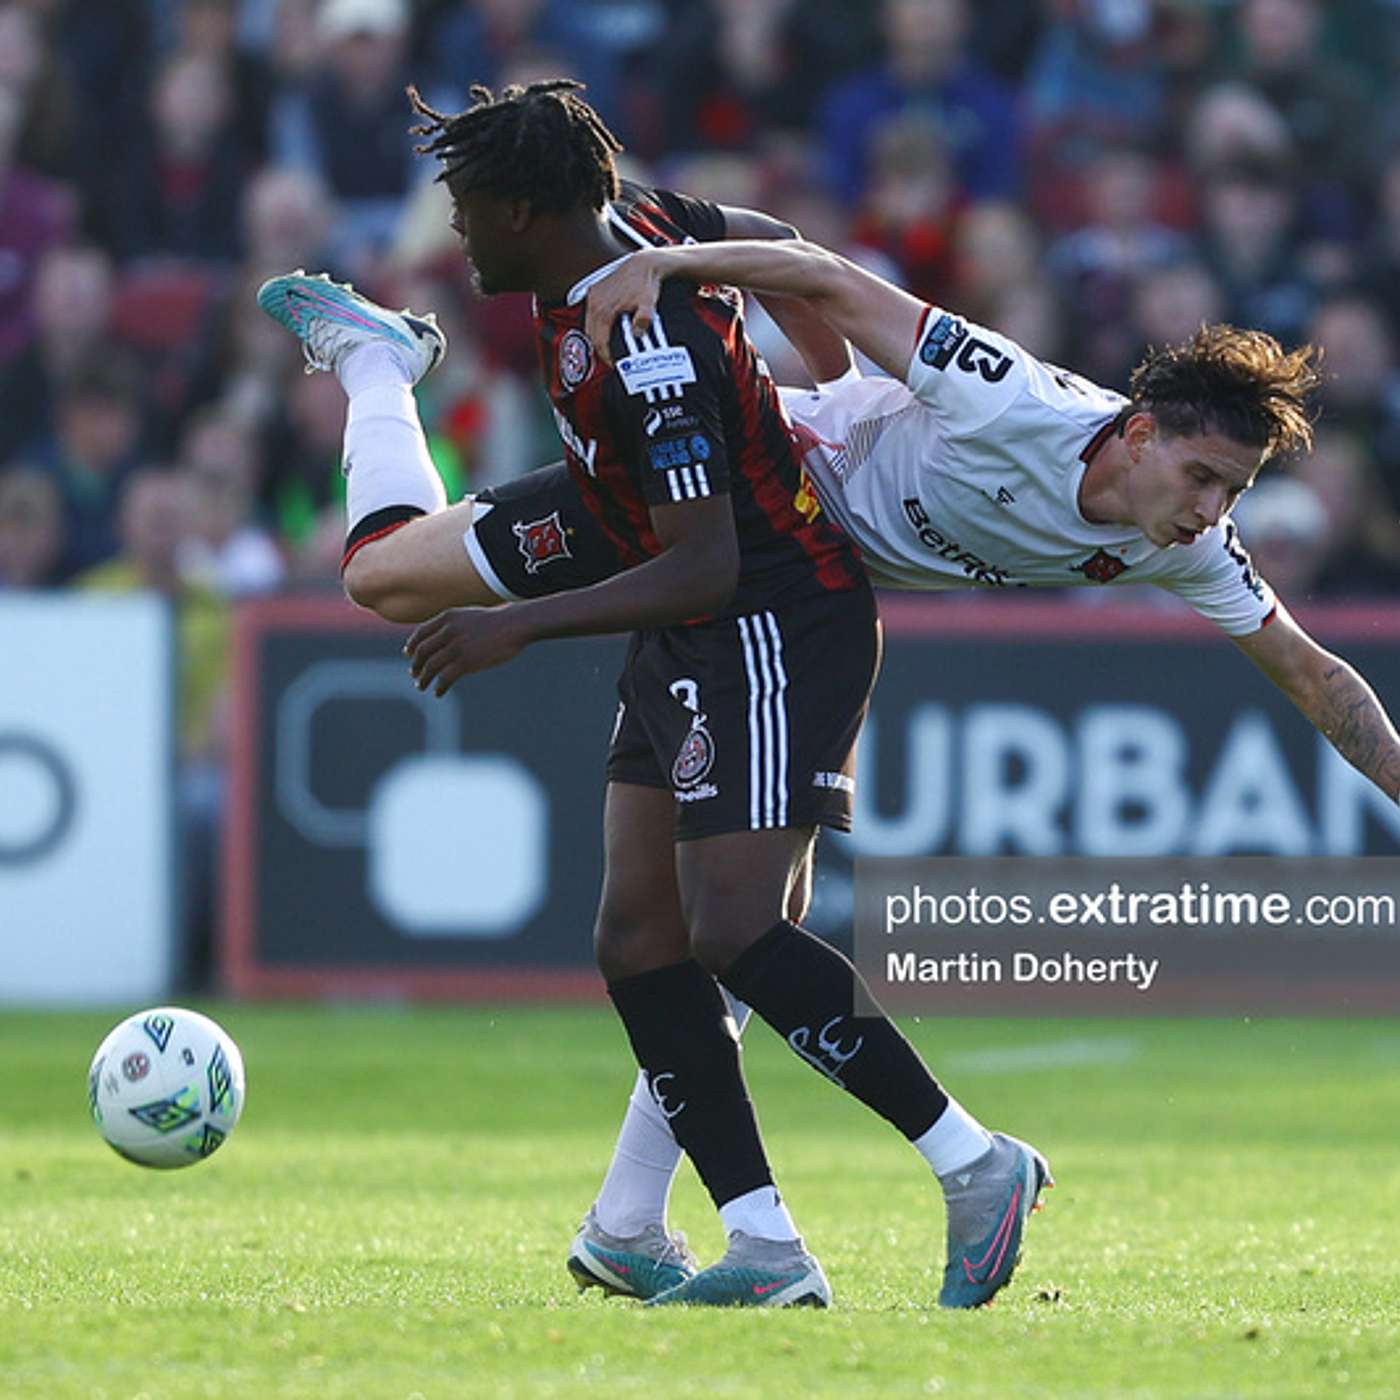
[607,959,774,1209]
[719,921,948,1141]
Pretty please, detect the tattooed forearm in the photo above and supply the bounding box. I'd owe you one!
[1310,662,1400,799]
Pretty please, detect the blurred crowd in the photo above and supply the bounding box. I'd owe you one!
[5,0,1400,960]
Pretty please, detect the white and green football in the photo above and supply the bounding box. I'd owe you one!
[88,1007,245,1168]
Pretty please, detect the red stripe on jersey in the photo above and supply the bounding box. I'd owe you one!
[693,297,861,594]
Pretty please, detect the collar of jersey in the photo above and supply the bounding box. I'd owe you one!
[566,252,636,307]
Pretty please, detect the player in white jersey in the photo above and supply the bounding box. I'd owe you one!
[582,237,1400,806]
[777,346,1274,637]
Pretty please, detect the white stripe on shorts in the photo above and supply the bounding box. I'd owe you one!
[737,610,790,828]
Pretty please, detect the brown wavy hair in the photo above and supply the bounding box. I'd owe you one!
[1129,324,1322,462]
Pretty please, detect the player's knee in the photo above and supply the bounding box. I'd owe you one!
[594,905,686,983]
[342,549,430,624]
[688,919,761,976]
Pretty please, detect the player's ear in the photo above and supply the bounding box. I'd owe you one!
[1123,411,1156,461]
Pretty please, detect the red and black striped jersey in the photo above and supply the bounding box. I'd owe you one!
[533,180,864,620]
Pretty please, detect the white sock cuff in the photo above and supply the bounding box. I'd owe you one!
[717,1185,800,1242]
[914,1097,994,1178]
[338,340,412,397]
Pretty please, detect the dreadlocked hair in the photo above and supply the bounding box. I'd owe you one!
[407,79,621,214]
[1129,324,1322,462]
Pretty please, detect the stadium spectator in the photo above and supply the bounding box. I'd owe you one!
[0,80,76,366]
[167,0,273,170]
[818,0,1022,206]
[114,49,249,263]
[1223,0,1372,228]
[37,353,148,579]
[1358,146,1400,347]
[1046,141,1191,382]
[1229,474,1330,598]
[849,117,960,305]
[259,355,350,548]
[1293,428,1400,596]
[270,0,444,273]
[0,244,115,463]
[948,200,1041,323]
[1194,153,1317,348]
[0,465,65,589]
[76,466,232,985]
[176,408,285,599]
[654,0,876,158]
[1306,294,1400,506]
[240,164,339,281]
[1023,0,1170,222]
[424,0,631,136]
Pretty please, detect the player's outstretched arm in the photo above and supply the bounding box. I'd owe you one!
[584,240,925,380]
[717,206,854,386]
[1235,606,1400,801]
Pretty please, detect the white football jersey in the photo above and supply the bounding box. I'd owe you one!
[781,308,1276,636]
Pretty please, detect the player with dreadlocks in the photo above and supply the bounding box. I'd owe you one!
[259,79,1050,1311]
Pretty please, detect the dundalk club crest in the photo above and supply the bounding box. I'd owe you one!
[512,511,572,575]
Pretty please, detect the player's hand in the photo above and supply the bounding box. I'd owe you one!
[404,607,531,695]
[585,250,663,362]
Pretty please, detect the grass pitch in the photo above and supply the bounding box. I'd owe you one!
[1,1007,1397,1398]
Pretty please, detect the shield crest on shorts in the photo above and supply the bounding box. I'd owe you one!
[512,511,572,575]
[672,722,715,788]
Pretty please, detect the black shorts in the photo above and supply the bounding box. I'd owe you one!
[467,462,624,600]
[606,584,880,840]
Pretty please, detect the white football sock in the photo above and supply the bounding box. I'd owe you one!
[718,1185,800,1243]
[338,343,446,532]
[593,1071,684,1238]
[913,1097,994,1179]
[592,996,757,1238]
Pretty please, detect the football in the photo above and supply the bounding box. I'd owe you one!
[87,1007,245,1169]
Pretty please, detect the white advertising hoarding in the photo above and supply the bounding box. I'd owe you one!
[0,595,174,1003]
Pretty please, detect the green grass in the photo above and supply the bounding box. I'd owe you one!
[2,1008,1398,1398]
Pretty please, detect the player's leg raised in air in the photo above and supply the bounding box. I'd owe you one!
[257,271,618,622]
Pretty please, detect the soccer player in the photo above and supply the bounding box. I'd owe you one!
[258,80,1050,1311]
[423,237,1400,1297]
[578,237,1400,807]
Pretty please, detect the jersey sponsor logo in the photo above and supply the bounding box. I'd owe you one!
[551,404,598,475]
[1222,520,1266,602]
[558,328,594,389]
[616,345,697,396]
[512,510,573,574]
[1071,548,1130,584]
[647,434,713,471]
[919,313,1013,383]
[919,312,968,369]
[793,471,823,524]
[902,498,1018,587]
[674,781,719,803]
[642,404,700,437]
